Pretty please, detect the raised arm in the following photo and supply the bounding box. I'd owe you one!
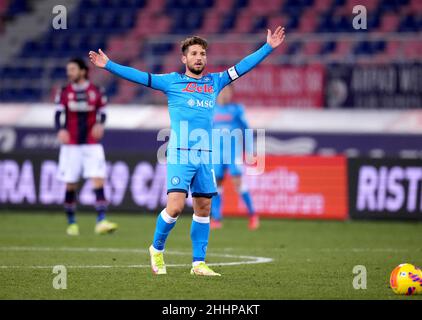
[218,26,285,89]
[89,49,152,86]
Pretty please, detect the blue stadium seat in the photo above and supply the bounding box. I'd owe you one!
[335,16,352,32]
[233,0,249,8]
[381,0,409,12]
[320,41,336,55]
[399,14,419,32]
[251,16,268,33]
[106,79,118,96]
[6,0,29,17]
[150,43,174,55]
[286,42,302,55]
[220,13,236,32]
[50,67,67,79]
[171,9,204,34]
[353,40,386,55]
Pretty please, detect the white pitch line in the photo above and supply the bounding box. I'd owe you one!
[0,246,273,269]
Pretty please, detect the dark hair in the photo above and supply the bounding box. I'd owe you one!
[68,58,89,72]
[180,36,208,55]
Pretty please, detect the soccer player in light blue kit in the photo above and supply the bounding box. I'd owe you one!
[89,26,285,276]
[211,84,259,230]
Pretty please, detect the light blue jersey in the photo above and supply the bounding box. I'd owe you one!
[213,103,250,178]
[105,43,273,197]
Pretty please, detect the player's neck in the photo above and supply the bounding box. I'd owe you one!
[71,79,89,90]
[184,70,204,79]
[74,78,88,85]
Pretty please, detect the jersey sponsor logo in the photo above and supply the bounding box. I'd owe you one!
[195,99,214,108]
[187,99,214,108]
[67,89,97,112]
[187,99,195,107]
[182,83,214,94]
[68,101,95,112]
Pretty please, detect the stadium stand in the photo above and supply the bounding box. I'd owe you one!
[0,0,420,103]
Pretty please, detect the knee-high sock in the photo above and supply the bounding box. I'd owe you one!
[94,187,108,222]
[152,209,178,251]
[241,191,255,216]
[191,214,210,263]
[211,188,222,221]
[64,190,76,224]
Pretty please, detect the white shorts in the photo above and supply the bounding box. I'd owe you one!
[57,144,106,183]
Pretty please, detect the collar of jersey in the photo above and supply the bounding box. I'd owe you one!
[71,80,90,91]
[182,73,210,81]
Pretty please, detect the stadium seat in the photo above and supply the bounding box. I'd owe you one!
[0,0,420,103]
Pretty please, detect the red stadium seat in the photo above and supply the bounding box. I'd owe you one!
[314,0,333,13]
[302,41,322,56]
[344,0,379,13]
[214,0,234,13]
[403,40,421,59]
[1,0,420,103]
[247,0,283,16]
[379,12,399,32]
[329,40,353,60]
[268,15,289,31]
[298,10,319,33]
[198,11,222,34]
[232,10,255,33]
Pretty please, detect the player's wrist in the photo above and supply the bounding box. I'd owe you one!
[104,59,112,70]
[264,42,275,50]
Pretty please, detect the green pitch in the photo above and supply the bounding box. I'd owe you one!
[0,211,421,300]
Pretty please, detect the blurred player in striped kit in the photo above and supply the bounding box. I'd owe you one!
[55,58,118,236]
[211,85,259,230]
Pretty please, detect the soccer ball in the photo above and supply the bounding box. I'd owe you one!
[390,263,422,295]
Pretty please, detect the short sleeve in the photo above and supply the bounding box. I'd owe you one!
[54,86,66,111]
[97,86,107,109]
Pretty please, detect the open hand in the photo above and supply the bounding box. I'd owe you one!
[266,26,285,49]
[88,49,109,68]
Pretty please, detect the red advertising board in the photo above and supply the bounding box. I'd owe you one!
[222,156,348,220]
[213,64,325,108]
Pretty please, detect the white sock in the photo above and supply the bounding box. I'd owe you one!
[151,245,164,253]
[161,209,178,224]
[192,260,204,267]
[192,214,210,224]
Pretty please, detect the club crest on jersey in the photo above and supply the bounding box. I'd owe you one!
[171,176,180,185]
[182,83,214,94]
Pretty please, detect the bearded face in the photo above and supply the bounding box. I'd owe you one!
[182,44,207,75]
